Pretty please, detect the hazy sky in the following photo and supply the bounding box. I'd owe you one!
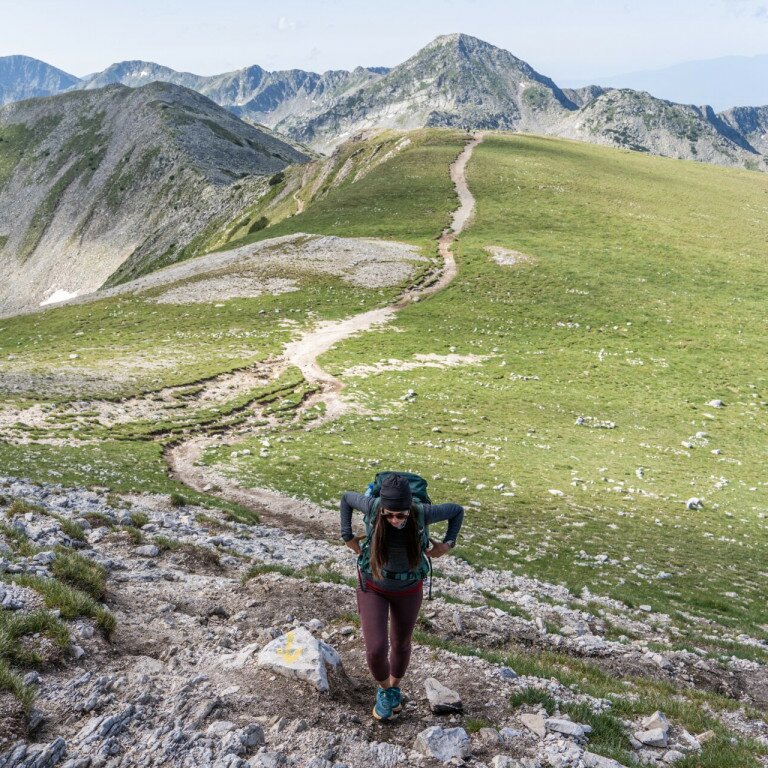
[3,0,767,80]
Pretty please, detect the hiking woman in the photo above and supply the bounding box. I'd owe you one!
[340,473,464,721]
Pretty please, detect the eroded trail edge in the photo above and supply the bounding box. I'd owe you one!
[165,134,483,531]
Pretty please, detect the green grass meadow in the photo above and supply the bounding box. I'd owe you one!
[2,130,767,637]
[205,134,768,637]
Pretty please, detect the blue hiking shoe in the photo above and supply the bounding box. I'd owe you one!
[387,686,403,714]
[372,686,393,721]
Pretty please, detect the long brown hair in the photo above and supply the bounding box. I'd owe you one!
[370,503,421,580]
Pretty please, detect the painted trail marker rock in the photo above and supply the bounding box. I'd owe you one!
[257,627,341,692]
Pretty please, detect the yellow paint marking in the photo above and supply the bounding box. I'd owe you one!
[275,631,303,664]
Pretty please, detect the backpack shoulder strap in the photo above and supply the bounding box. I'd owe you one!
[361,497,380,541]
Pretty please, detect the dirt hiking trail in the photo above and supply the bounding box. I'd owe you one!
[166,134,483,531]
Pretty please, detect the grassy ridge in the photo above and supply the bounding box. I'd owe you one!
[0,271,383,400]
[206,134,768,636]
[227,129,468,254]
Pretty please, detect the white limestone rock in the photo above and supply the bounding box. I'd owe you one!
[642,711,669,734]
[545,718,591,738]
[519,713,547,739]
[414,726,471,762]
[257,627,341,692]
[634,727,669,748]
[424,677,463,714]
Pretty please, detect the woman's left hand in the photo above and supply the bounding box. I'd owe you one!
[427,541,451,559]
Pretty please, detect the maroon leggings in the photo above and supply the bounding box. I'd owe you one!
[356,582,423,681]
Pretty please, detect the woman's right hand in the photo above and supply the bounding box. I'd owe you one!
[346,537,362,555]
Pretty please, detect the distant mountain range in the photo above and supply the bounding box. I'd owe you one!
[565,55,768,113]
[0,55,80,104]
[0,83,306,315]
[1,36,767,172]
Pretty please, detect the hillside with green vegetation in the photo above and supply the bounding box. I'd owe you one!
[202,134,768,642]
[0,129,465,497]
[2,130,766,639]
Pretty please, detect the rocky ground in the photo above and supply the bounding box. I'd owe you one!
[1,476,767,768]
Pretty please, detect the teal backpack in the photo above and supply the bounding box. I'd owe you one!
[357,472,434,599]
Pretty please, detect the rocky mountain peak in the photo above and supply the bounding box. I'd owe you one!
[0,55,81,105]
[81,60,203,90]
[0,82,308,314]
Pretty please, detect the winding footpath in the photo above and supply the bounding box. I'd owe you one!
[165,134,483,533]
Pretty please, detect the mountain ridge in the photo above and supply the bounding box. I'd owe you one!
[1,37,767,170]
[0,54,81,105]
[0,81,308,315]
[564,53,768,112]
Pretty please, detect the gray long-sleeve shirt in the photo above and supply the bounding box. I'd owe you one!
[340,491,464,591]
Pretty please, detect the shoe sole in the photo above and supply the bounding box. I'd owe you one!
[372,705,399,722]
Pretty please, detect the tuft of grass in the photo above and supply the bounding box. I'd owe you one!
[0,608,70,667]
[464,717,490,733]
[195,512,229,531]
[81,511,115,530]
[127,511,149,528]
[242,560,355,587]
[560,700,632,754]
[0,659,34,711]
[243,563,299,581]
[509,688,557,714]
[121,526,144,545]
[13,575,116,635]
[52,515,86,543]
[154,535,181,552]
[0,521,39,558]
[6,499,45,517]
[169,493,187,508]
[51,549,108,600]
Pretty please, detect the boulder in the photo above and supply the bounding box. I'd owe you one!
[414,726,471,762]
[424,677,463,714]
[257,627,341,692]
[519,713,547,739]
[496,666,518,680]
[239,724,265,748]
[634,728,669,748]
[642,711,669,734]
[135,544,160,557]
[545,718,591,738]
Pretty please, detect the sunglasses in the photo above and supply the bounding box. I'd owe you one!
[381,510,410,521]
